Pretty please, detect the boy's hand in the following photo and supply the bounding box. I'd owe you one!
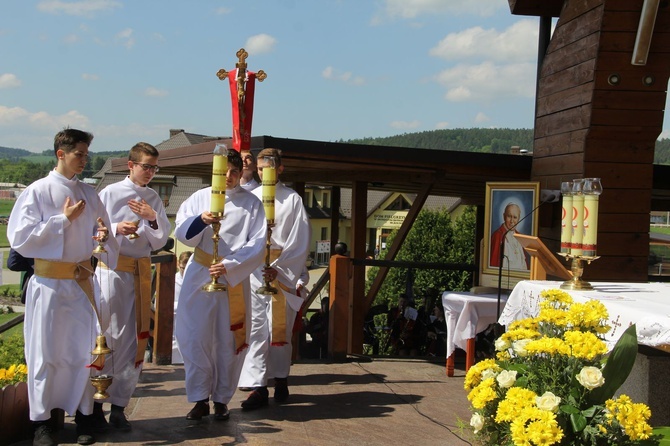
[128,199,157,221]
[64,197,86,222]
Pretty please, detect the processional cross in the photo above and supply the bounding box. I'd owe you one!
[216,48,267,151]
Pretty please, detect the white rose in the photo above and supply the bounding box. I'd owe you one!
[481,368,499,381]
[576,366,605,390]
[495,337,511,351]
[470,413,485,434]
[536,391,561,412]
[496,370,517,388]
[512,339,532,357]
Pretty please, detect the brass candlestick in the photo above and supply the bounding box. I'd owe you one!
[202,216,227,292]
[557,253,599,290]
[256,223,277,295]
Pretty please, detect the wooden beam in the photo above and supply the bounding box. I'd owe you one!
[364,182,434,310]
[349,181,367,354]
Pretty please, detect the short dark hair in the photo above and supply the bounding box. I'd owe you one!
[228,150,243,171]
[334,242,347,255]
[129,142,159,162]
[257,148,282,167]
[53,128,93,156]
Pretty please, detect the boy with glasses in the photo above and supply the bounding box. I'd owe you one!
[94,142,171,431]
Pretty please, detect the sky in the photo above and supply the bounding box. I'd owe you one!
[1,1,667,154]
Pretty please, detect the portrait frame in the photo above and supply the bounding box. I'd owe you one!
[482,182,540,280]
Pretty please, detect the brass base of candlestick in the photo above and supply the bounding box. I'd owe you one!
[257,282,278,295]
[202,219,227,292]
[90,375,113,400]
[557,253,599,291]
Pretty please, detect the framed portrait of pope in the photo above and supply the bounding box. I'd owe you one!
[482,182,540,283]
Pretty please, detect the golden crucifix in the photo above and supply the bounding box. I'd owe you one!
[216,48,267,125]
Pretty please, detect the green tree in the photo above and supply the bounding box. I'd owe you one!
[366,206,476,312]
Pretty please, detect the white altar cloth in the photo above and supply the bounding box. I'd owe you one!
[442,291,508,360]
[498,280,670,350]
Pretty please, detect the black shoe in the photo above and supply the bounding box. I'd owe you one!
[185,401,210,420]
[75,426,95,446]
[33,423,56,446]
[238,387,254,391]
[241,387,269,411]
[274,378,289,403]
[109,407,131,431]
[213,402,230,421]
[74,410,108,434]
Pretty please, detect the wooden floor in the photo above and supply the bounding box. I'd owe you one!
[11,357,476,446]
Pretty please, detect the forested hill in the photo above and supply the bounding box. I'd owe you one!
[344,128,534,153]
[344,128,670,164]
[0,146,33,161]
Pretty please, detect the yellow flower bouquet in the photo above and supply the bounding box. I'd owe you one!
[0,363,27,387]
[464,289,659,446]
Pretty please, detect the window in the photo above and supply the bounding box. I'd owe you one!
[321,227,328,240]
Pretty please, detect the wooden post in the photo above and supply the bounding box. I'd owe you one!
[328,253,350,362]
[153,252,176,365]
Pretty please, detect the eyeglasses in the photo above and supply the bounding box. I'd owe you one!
[134,162,160,173]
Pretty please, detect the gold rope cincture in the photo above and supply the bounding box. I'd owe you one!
[194,247,248,353]
[100,255,152,366]
[267,248,289,346]
[33,258,107,370]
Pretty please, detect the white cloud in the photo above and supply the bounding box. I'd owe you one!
[322,66,365,86]
[116,28,135,49]
[144,87,168,97]
[0,73,21,89]
[245,34,276,55]
[216,7,232,15]
[372,0,502,24]
[430,19,537,63]
[63,33,79,44]
[435,121,450,129]
[474,112,490,124]
[37,0,122,18]
[0,105,89,130]
[390,120,421,130]
[82,73,99,81]
[436,61,536,102]
[151,32,165,42]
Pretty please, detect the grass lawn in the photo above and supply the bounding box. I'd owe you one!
[651,226,670,235]
[0,312,23,340]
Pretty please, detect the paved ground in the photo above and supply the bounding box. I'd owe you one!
[10,357,476,446]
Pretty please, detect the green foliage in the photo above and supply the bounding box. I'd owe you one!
[366,206,476,311]
[0,333,25,369]
[345,128,534,153]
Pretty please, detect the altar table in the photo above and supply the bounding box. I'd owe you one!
[442,291,508,376]
[499,280,670,350]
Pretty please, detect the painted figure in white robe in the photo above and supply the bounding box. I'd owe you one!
[239,148,311,410]
[95,142,170,431]
[175,151,266,422]
[8,128,119,446]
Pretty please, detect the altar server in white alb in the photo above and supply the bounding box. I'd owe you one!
[8,128,119,446]
[239,148,311,411]
[175,150,266,422]
[95,142,170,431]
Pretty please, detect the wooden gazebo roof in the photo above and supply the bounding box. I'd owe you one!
[111,135,533,205]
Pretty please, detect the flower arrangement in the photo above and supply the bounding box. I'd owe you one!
[0,363,27,387]
[464,289,658,446]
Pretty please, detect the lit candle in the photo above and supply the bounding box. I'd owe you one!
[261,156,276,223]
[560,181,573,254]
[582,178,603,257]
[210,144,228,215]
[571,179,584,256]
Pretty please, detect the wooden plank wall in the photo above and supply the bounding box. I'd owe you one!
[531,0,670,282]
